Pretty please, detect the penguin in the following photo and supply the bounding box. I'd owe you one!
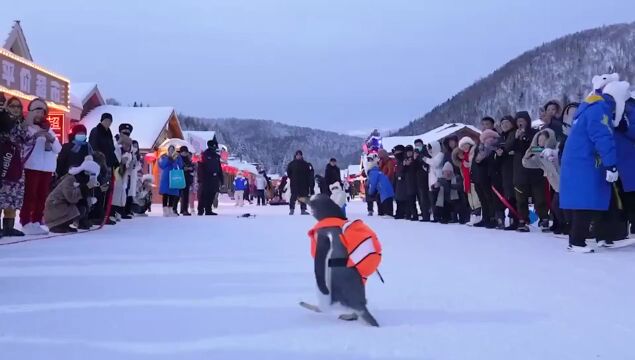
[308,194,379,326]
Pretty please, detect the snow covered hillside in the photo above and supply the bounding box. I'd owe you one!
[1,199,635,359]
[395,21,635,135]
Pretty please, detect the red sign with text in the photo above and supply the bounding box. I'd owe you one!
[46,114,64,143]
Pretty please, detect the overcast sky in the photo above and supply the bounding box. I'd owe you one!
[2,0,632,134]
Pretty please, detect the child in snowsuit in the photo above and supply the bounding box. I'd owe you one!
[329,182,347,217]
[366,157,395,217]
[307,194,379,326]
[233,172,248,207]
[434,162,464,224]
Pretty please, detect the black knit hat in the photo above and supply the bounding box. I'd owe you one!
[179,146,189,153]
[481,116,495,125]
[405,145,414,152]
[329,158,336,162]
[295,150,303,157]
[515,111,531,123]
[393,144,405,153]
[101,112,113,122]
[119,123,133,134]
[500,115,517,127]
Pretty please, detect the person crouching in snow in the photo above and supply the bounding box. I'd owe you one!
[44,156,100,233]
[133,174,154,216]
[434,162,464,224]
[560,81,628,253]
[329,182,347,217]
[522,128,568,234]
[233,172,248,207]
[307,194,380,326]
[366,154,395,218]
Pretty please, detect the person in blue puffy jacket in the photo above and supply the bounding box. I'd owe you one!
[158,145,184,217]
[614,93,635,237]
[560,81,629,253]
[233,172,248,207]
[366,156,395,217]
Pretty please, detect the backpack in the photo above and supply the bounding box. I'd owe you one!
[309,218,383,284]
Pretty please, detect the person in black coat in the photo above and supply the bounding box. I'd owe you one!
[323,158,341,195]
[413,139,431,221]
[197,139,224,215]
[178,146,195,216]
[286,150,313,215]
[472,128,501,228]
[89,113,118,169]
[394,145,417,220]
[442,135,459,166]
[56,124,94,179]
[498,115,518,230]
[88,113,118,225]
[509,111,549,232]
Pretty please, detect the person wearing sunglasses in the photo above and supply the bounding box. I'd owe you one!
[20,98,62,235]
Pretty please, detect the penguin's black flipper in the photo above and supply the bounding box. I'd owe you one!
[360,309,380,327]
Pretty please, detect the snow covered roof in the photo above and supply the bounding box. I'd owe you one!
[70,93,82,109]
[347,164,362,176]
[71,82,103,105]
[183,131,217,154]
[81,105,176,150]
[228,159,258,175]
[3,21,32,61]
[383,123,481,150]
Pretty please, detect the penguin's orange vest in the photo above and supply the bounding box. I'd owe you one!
[308,218,382,284]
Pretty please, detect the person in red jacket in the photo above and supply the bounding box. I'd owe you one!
[378,149,396,182]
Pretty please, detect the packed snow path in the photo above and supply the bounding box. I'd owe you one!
[1,199,635,360]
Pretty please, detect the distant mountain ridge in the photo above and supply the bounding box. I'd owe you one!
[394,22,635,135]
[179,115,362,174]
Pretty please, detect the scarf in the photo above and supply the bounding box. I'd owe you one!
[71,140,94,155]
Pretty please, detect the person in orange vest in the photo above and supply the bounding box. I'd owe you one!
[306,194,379,326]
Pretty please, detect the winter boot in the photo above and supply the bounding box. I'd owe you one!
[485,219,497,229]
[289,208,295,215]
[516,221,530,233]
[78,218,92,231]
[301,210,310,215]
[3,218,24,237]
[567,244,594,253]
[504,218,518,231]
[473,219,487,228]
[539,219,551,232]
[367,211,373,216]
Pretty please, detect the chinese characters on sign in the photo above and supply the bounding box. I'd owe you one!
[46,114,64,143]
[0,50,69,109]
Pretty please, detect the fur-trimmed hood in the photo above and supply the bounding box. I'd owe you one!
[530,128,558,150]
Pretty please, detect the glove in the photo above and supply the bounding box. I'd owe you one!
[89,197,98,205]
[606,167,619,183]
[73,182,80,188]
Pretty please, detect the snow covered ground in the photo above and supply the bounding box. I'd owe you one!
[2,198,635,360]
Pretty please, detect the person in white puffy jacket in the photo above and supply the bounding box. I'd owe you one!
[424,140,445,222]
[20,98,62,235]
